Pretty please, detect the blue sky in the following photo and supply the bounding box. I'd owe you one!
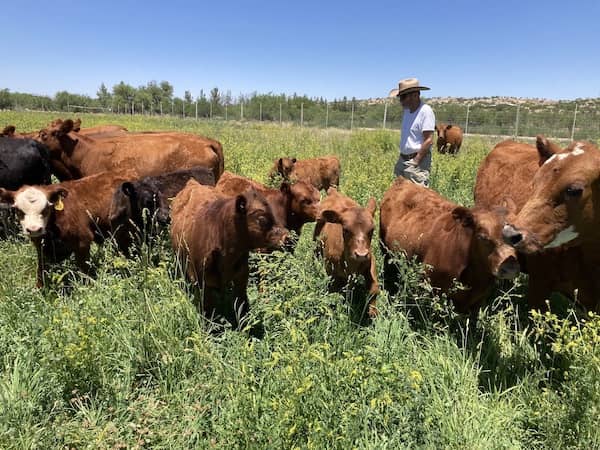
[2,0,599,100]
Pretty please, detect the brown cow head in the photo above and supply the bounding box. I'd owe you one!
[428,206,519,283]
[502,137,600,253]
[285,180,320,223]
[0,185,68,238]
[276,157,297,179]
[320,197,377,271]
[36,118,77,157]
[237,189,289,250]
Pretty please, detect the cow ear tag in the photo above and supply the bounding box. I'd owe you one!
[54,198,64,211]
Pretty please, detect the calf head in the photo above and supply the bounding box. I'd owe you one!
[284,180,320,223]
[0,185,68,238]
[112,181,168,228]
[236,189,289,250]
[502,136,600,253]
[435,123,449,142]
[320,198,377,271]
[275,157,297,179]
[468,207,520,280]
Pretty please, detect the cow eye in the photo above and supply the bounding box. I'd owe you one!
[257,215,271,230]
[565,186,583,198]
[15,210,24,220]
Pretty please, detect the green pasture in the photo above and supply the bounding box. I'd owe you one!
[0,111,598,449]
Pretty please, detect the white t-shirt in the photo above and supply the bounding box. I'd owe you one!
[400,102,435,155]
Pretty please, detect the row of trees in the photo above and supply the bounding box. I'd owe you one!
[0,81,370,119]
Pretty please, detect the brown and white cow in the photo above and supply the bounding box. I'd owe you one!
[0,169,138,287]
[490,137,600,311]
[270,155,340,191]
[170,179,288,329]
[34,119,224,182]
[435,123,463,155]
[314,188,379,318]
[380,177,519,312]
[216,171,320,246]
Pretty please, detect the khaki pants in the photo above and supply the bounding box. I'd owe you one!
[394,151,431,187]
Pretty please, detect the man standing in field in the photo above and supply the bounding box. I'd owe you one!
[389,78,435,187]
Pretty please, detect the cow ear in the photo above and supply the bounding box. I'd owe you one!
[0,188,15,205]
[121,182,135,197]
[320,209,343,224]
[72,118,81,132]
[59,119,74,135]
[2,125,15,136]
[326,186,338,196]
[48,187,68,204]
[536,135,559,165]
[446,124,453,130]
[451,206,475,229]
[366,197,377,217]
[235,195,247,215]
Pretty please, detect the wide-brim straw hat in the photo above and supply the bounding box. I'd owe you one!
[389,78,430,98]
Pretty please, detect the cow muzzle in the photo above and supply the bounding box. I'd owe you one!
[502,224,523,247]
[496,255,520,279]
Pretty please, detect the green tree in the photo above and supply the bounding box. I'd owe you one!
[0,89,12,109]
[97,83,111,108]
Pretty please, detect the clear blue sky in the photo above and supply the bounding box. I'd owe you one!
[2,0,599,101]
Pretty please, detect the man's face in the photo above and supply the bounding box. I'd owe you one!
[399,91,417,108]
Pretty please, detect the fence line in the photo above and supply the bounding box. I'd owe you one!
[9,100,600,141]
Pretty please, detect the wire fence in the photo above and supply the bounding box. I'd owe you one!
[14,99,600,141]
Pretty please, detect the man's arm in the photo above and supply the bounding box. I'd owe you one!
[414,130,434,164]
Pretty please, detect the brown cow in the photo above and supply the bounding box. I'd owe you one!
[0,169,138,287]
[435,123,463,155]
[314,188,379,318]
[490,137,600,311]
[216,171,320,243]
[170,179,288,329]
[270,155,340,190]
[34,119,224,182]
[380,177,519,312]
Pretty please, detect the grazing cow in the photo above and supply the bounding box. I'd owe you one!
[314,188,379,318]
[109,166,215,247]
[170,180,288,328]
[435,123,463,155]
[270,155,340,190]
[34,119,224,182]
[380,177,519,312]
[0,169,138,287]
[216,171,320,243]
[490,136,600,311]
[0,138,53,189]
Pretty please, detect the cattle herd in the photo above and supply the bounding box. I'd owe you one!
[0,118,598,331]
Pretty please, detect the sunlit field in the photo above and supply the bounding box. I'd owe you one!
[0,111,598,449]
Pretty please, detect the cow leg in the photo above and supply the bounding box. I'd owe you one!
[35,243,46,288]
[365,259,380,319]
[231,265,251,330]
[74,243,93,279]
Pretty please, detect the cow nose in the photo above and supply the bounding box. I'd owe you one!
[497,255,520,279]
[502,224,523,246]
[26,226,43,236]
[354,249,370,260]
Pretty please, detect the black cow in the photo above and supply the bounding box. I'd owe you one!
[109,166,215,247]
[0,138,53,236]
[0,138,52,189]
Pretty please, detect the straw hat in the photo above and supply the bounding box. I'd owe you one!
[389,78,430,98]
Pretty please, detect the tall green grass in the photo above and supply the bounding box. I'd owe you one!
[0,111,598,449]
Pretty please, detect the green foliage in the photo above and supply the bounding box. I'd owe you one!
[0,111,598,448]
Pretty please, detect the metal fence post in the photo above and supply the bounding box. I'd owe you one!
[241,102,244,120]
[571,103,578,140]
[465,104,470,134]
[195,100,198,120]
[383,100,388,129]
[325,102,329,128]
[514,104,520,138]
[350,102,354,131]
[280,103,282,126]
[301,103,304,127]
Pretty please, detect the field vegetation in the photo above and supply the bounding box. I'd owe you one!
[0,111,599,449]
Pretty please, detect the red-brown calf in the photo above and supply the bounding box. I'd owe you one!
[314,188,379,318]
[170,180,288,328]
[270,155,340,191]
